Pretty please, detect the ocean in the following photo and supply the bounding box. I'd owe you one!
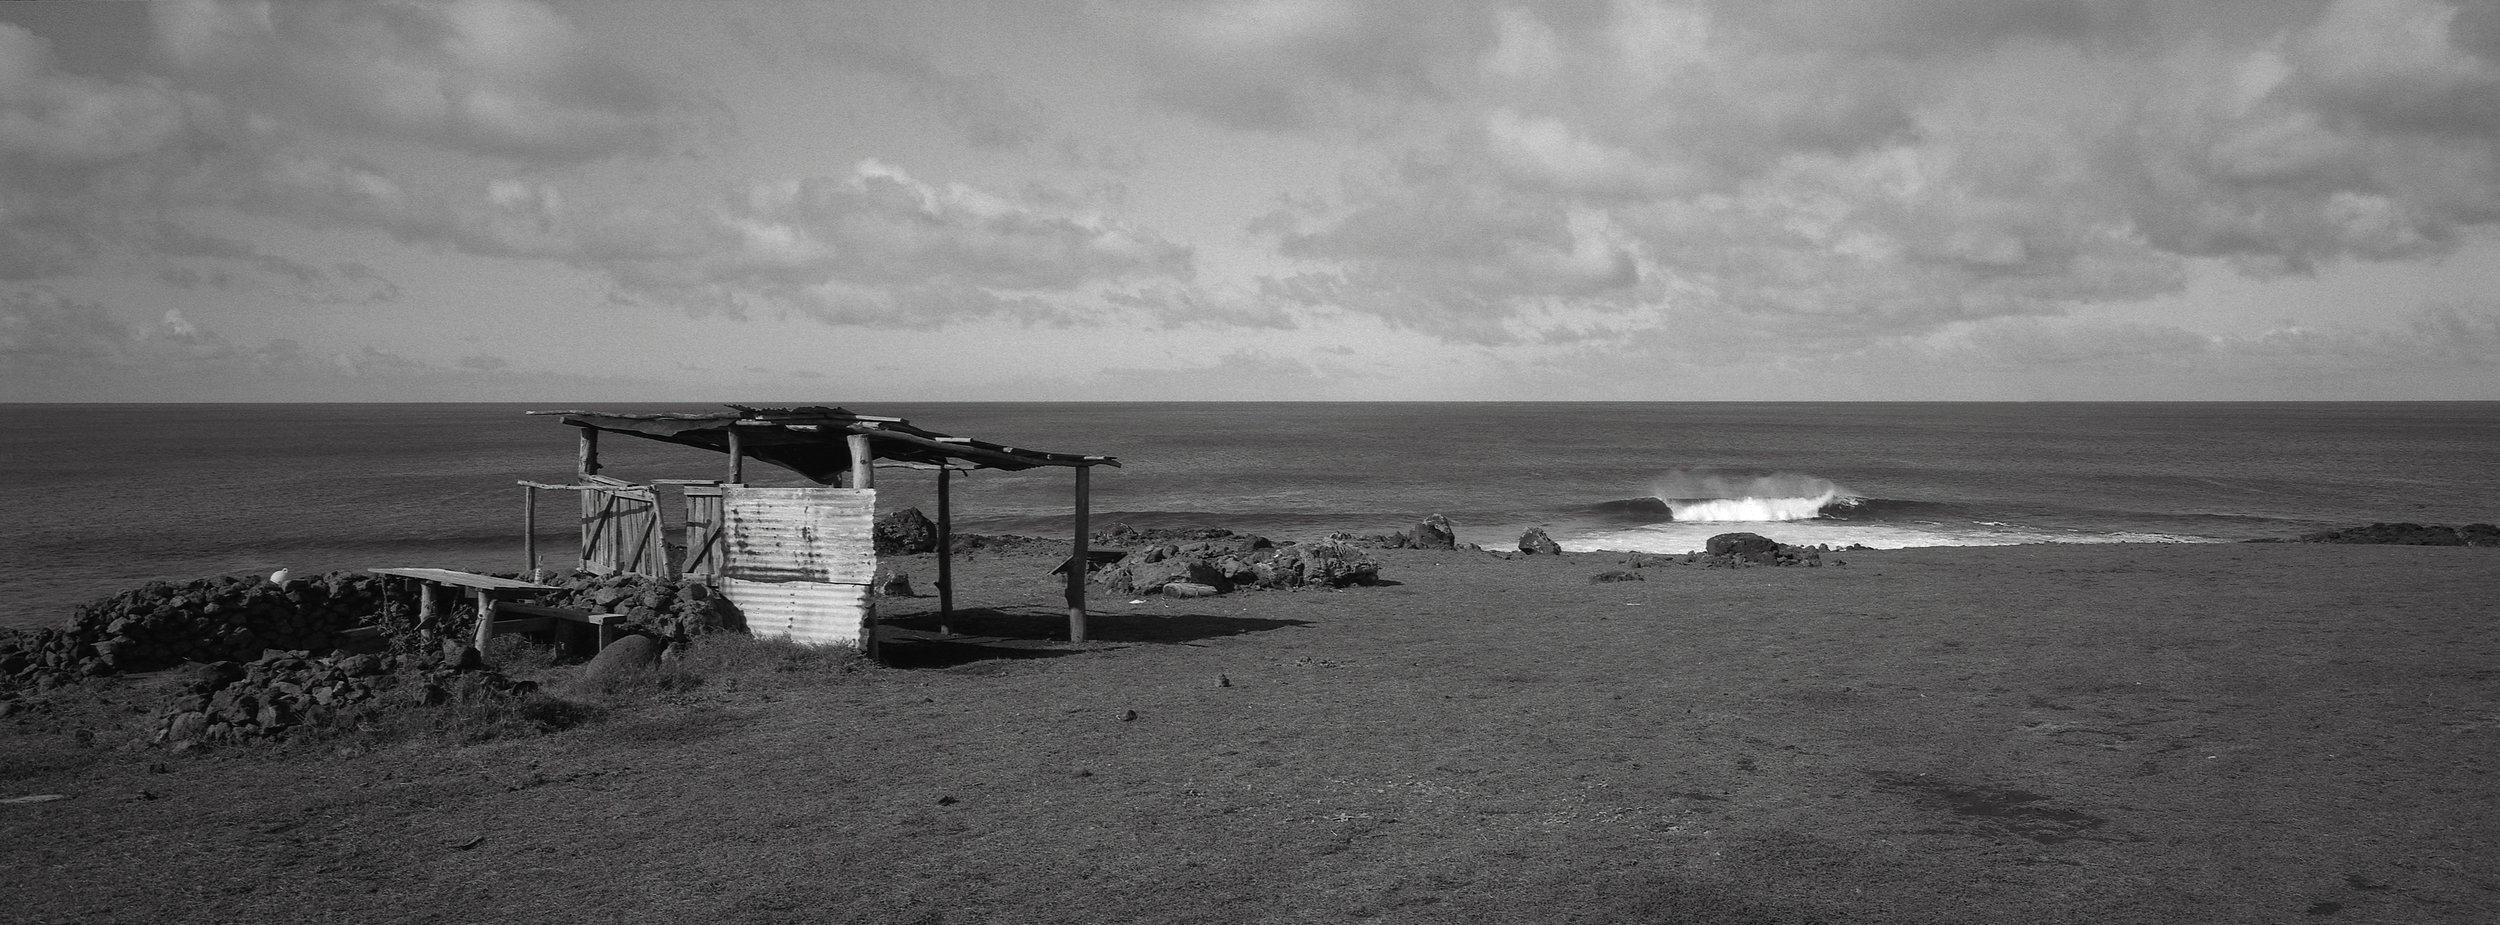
[4,402,2496,629]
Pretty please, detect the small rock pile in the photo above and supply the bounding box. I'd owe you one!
[150,644,540,752]
[2,573,389,690]
[1093,532,1381,596]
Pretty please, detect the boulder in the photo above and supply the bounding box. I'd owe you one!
[875,508,940,555]
[1518,527,1563,555]
[582,634,662,684]
[1411,514,1458,550]
[1705,532,1781,557]
[876,571,915,597]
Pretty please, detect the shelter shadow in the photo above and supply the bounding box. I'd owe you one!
[880,607,1310,650]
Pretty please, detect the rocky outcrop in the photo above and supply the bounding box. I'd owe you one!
[2,573,390,692]
[1258,540,1382,588]
[1093,537,1380,596]
[148,645,541,752]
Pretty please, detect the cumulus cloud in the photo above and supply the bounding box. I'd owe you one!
[150,0,673,162]
[0,23,186,165]
[1103,0,1481,131]
[587,160,1195,323]
[1151,0,2500,350]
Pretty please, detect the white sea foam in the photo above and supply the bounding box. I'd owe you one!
[1563,522,2227,554]
[1667,490,1843,522]
[1651,470,1855,523]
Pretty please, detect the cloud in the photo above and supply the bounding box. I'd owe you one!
[0,288,132,361]
[0,288,645,399]
[1104,0,1480,131]
[577,160,1196,324]
[0,23,186,165]
[1091,347,1371,399]
[721,7,1048,149]
[1202,0,2500,352]
[150,0,673,162]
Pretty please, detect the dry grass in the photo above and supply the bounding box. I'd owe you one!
[3,542,2497,924]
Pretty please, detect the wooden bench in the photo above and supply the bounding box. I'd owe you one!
[492,602,632,655]
[367,567,597,660]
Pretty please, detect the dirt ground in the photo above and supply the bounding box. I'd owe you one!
[4,541,2496,924]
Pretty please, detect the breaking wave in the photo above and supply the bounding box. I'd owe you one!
[1591,471,1869,523]
[1656,470,1856,523]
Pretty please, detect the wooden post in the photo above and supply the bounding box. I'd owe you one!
[1067,465,1090,643]
[936,465,954,633]
[471,589,496,659]
[726,428,745,484]
[523,485,538,580]
[847,433,875,489]
[577,428,601,479]
[417,582,439,637]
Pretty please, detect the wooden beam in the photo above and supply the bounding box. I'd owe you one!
[937,465,954,633]
[1067,465,1090,643]
[848,433,875,489]
[523,484,537,580]
[726,427,745,484]
[577,427,601,479]
[472,590,497,660]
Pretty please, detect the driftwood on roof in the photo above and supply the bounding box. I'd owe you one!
[528,405,1118,484]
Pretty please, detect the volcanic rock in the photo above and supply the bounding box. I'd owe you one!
[875,507,940,555]
[582,635,662,684]
[1706,533,1781,557]
[1518,527,1564,555]
[1411,514,1458,550]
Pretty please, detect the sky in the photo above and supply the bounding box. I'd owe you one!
[2,0,2498,402]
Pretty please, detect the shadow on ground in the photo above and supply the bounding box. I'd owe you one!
[872,606,1311,669]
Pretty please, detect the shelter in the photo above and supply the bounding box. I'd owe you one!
[520,405,1119,646]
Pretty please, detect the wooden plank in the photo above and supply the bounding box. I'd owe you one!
[683,487,726,579]
[488,616,559,635]
[370,568,552,592]
[937,465,953,632]
[1068,465,1090,643]
[848,433,874,489]
[581,488,613,574]
[498,602,595,623]
[523,484,537,579]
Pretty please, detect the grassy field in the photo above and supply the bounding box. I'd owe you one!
[4,542,2497,924]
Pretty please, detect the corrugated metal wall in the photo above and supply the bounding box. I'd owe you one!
[718,486,876,647]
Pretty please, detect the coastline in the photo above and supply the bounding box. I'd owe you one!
[5,539,2496,923]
